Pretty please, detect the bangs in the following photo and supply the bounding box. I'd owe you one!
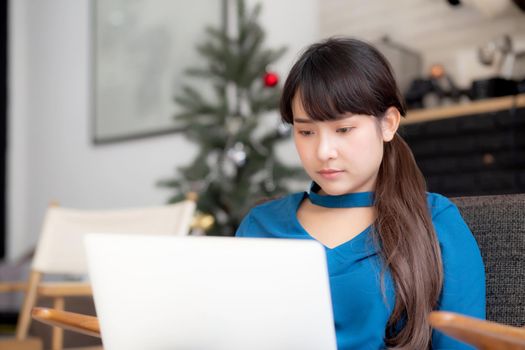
[298,57,379,122]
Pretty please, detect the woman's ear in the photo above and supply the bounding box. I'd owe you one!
[381,107,401,142]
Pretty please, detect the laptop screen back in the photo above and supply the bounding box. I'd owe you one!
[85,234,337,350]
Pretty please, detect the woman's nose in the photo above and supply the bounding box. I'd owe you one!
[317,135,338,161]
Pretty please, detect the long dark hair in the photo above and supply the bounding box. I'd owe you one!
[280,37,443,349]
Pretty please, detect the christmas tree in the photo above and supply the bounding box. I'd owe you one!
[159,0,304,236]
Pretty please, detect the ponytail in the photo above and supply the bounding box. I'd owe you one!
[375,134,443,349]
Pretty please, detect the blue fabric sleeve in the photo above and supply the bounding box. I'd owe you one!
[431,199,486,350]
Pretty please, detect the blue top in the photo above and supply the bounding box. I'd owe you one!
[235,191,485,350]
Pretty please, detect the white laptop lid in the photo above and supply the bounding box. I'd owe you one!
[85,234,337,350]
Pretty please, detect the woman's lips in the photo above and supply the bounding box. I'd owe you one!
[318,169,344,180]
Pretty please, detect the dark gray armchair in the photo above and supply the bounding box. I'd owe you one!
[451,193,525,326]
[430,193,525,349]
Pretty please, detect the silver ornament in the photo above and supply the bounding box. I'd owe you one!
[226,142,247,166]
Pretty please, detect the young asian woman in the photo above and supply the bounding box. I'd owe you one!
[235,37,485,350]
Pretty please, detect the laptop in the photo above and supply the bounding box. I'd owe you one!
[84,233,337,350]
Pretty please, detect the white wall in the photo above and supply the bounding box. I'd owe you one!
[9,0,30,262]
[7,0,318,261]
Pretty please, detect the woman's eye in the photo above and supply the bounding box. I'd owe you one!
[337,127,353,133]
[298,130,314,136]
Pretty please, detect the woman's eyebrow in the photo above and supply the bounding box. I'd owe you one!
[293,118,314,123]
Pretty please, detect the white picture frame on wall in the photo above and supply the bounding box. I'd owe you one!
[92,0,222,143]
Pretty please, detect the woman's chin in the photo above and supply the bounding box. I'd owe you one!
[316,183,351,196]
[315,180,373,196]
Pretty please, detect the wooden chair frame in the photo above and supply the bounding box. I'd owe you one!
[32,307,100,339]
[429,311,525,350]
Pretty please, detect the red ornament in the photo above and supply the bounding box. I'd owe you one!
[263,72,279,87]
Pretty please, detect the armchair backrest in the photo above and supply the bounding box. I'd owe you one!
[32,200,196,275]
[451,194,525,326]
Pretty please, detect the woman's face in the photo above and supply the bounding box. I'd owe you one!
[292,93,389,195]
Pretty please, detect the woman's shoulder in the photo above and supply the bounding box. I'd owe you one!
[235,192,305,238]
[249,192,305,217]
[425,192,479,248]
[425,192,457,219]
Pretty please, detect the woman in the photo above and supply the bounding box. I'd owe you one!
[236,37,485,349]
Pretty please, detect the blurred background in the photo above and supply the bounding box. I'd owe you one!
[0,0,524,346]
